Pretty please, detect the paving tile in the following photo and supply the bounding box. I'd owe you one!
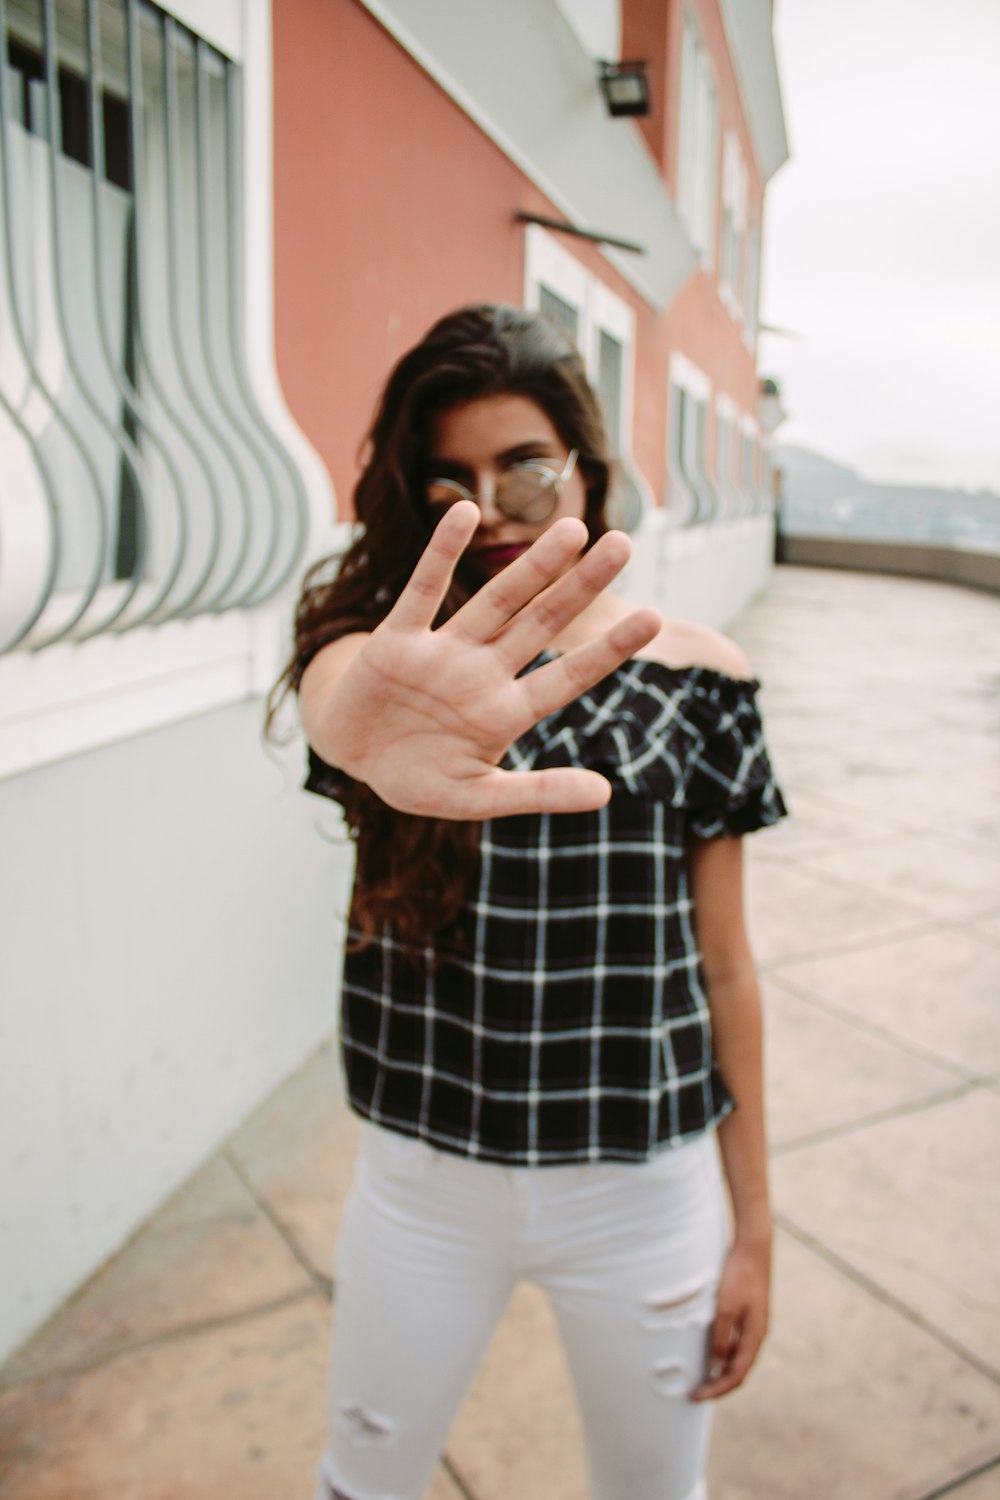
[818,767,1000,840]
[772,1088,1000,1376]
[970,909,1000,946]
[745,788,904,863]
[0,1291,472,1500]
[744,860,926,968]
[708,1231,1000,1500]
[796,831,1000,922]
[754,746,856,800]
[426,1466,471,1500]
[446,1283,587,1500]
[0,1154,316,1386]
[762,980,958,1149]
[935,1465,1000,1499]
[0,1297,332,1500]
[772,927,1000,1075]
[228,1040,360,1283]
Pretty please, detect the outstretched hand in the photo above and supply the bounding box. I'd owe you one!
[304,501,661,820]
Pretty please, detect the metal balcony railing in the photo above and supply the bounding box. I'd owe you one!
[0,0,309,653]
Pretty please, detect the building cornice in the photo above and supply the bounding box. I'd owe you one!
[717,0,790,183]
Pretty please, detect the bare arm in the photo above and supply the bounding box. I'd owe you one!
[687,834,772,1401]
[298,502,661,820]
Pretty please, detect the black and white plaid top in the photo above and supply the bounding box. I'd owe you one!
[303,652,787,1166]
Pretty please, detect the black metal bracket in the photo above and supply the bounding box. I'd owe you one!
[515,211,646,257]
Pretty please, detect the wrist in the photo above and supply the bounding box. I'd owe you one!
[732,1204,773,1250]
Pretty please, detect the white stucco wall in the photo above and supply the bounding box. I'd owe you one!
[622,510,776,630]
[0,696,351,1363]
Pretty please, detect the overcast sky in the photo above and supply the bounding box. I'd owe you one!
[759,0,1000,493]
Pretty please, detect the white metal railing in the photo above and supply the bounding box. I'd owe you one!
[0,0,310,654]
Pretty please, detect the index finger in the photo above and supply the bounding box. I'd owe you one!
[386,502,481,631]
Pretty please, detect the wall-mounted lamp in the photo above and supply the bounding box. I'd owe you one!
[597,60,651,118]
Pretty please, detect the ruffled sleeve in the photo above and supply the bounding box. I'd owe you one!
[682,675,788,839]
[503,658,788,837]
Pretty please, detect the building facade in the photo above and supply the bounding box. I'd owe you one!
[0,0,786,1362]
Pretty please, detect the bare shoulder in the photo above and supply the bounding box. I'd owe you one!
[636,617,753,680]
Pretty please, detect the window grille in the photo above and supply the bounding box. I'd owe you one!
[715,409,739,520]
[666,383,698,527]
[537,283,580,342]
[526,227,645,532]
[740,429,760,513]
[595,328,622,453]
[0,0,309,654]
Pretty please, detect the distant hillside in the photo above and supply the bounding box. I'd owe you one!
[773,445,1000,549]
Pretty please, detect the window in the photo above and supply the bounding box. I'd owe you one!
[666,355,717,527]
[667,384,696,526]
[719,130,747,318]
[0,0,309,656]
[525,224,634,461]
[537,285,580,342]
[738,417,766,515]
[744,222,761,348]
[676,14,717,266]
[595,328,624,452]
[714,394,741,520]
[524,225,649,533]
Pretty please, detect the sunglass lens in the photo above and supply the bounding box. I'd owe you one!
[497,469,558,522]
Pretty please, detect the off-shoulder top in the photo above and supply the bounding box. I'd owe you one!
[303,653,788,1166]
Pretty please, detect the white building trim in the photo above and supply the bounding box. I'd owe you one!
[676,10,718,268]
[669,351,712,405]
[716,0,789,183]
[553,0,621,60]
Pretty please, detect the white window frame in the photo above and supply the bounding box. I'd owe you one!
[524,224,636,461]
[714,391,741,520]
[0,0,336,782]
[738,411,763,513]
[743,221,761,351]
[667,353,717,526]
[676,12,718,269]
[719,129,748,321]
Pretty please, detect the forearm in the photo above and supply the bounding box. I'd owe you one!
[708,965,771,1245]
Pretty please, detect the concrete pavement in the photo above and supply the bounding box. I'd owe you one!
[2,564,999,1499]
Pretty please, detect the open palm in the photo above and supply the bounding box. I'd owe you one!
[304,502,661,820]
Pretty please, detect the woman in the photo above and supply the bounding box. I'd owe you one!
[272,304,787,1500]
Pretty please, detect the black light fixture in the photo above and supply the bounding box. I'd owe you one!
[597,59,651,118]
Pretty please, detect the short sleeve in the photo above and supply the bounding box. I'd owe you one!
[684,682,788,839]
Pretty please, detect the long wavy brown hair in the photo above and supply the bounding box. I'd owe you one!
[266,303,615,956]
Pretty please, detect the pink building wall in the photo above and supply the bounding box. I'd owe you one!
[272,0,767,518]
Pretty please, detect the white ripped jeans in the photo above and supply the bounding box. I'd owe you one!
[313,1122,729,1500]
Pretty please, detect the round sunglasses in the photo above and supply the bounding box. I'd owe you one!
[424,450,579,525]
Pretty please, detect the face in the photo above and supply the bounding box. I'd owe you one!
[425,394,588,581]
